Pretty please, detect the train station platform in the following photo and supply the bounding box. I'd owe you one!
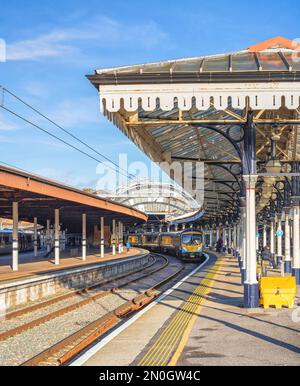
[0,248,143,284]
[73,253,300,366]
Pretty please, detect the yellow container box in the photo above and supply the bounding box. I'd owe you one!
[259,277,296,309]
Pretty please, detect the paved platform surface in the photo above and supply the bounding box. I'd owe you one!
[0,248,143,283]
[74,253,300,367]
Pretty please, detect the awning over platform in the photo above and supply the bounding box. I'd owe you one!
[87,36,300,223]
[0,165,147,232]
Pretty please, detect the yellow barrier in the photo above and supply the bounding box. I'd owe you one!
[259,277,296,309]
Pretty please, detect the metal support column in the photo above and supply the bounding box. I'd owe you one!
[292,203,300,283]
[233,224,237,255]
[118,221,122,254]
[270,219,275,257]
[243,111,258,308]
[82,213,86,261]
[291,162,300,283]
[46,219,51,253]
[228,226,232,253]
[33,217,38,257]
[263,223,267,248]
[210,228,213,247]
[236,223,240,256]
[12,202,18,271]
[54,209,60,265]
[277,213,283,267]
[100,217,104,258]
[284,209,292,273]
[112,219,116,256]
[244,175,258,307]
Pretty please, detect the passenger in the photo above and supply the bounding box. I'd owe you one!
[261,246,276,268]
[126,240,131,253]
[216,238,223,253]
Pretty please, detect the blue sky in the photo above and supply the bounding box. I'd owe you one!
[0,0,299,189]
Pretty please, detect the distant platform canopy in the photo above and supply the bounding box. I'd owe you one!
[88,36,300,224]
[103,180,200,220]
[0,165,147,232]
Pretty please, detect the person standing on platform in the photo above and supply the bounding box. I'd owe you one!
[216,238,223,253]
[126,240,131,253]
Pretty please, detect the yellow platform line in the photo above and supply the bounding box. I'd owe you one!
[138,257,223,366]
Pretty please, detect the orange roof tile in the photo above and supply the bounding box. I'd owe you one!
[247,36,300,52]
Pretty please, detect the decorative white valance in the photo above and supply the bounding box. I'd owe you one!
[99,82,300,113]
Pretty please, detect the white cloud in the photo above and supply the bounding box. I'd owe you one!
[48,96,102,128]
[22,81,50,98]
[6,16,168,61]
[0,112,19,131]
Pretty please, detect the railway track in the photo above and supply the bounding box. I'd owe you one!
[4,253,157,322]
[0,254,186,366]
[0,254,163,341]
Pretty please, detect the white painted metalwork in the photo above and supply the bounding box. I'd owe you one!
[33,217,38,257]
[244,175,258,286]
[100,217,105,258]
[54,209,60,265]
[82,213,87,261]
[12,202,18,271]
[293,205,300,271]
[100,82,300,114]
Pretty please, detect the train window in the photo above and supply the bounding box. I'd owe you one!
[129,236,138,243]
[161,236,173,246]
[182,234,202,245]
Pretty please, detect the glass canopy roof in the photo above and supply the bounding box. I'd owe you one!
[88,37,300,223]
[95,50,300,75]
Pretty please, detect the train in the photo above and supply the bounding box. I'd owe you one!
[127,229,205,262]
[0,229,40,255]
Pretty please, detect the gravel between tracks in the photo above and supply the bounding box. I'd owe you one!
[0,255,189,366]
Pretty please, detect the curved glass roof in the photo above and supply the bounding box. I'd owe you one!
[95,50,300,76]
[104,179,200,218]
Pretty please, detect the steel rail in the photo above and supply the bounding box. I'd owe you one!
[0,255,166,342]
[5,253,156,321]
[20,254,187,366]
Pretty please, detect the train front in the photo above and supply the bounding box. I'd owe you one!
[180,231,205,261]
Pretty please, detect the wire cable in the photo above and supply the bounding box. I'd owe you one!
[0,104,133,180]
[0,86,135,179]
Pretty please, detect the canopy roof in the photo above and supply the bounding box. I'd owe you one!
[103,179,200,218]
[88,37,300,224]
[0,165,147,232]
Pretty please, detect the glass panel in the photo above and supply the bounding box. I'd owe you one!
[142,62,172,73]
[283,52,300,70]
[173,59,202,72]
[257,52,287,70]
[114,66,143,74]
[182,234,202,245]
[232,53,258,71]
[202,55,229,72]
